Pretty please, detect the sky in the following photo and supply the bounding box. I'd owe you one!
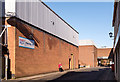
[45,2,114,48]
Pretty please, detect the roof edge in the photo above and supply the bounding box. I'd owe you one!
[41,1,79,34]
[112,2,118,27]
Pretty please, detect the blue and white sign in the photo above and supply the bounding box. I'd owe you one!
[19,36,35,49]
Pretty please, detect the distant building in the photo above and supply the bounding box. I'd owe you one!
[79,40,96,46]
[97,48,112,66]
[79,40,112,67]
[79,40,97,67]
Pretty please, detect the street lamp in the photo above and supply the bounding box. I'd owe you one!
[109,32,114,38]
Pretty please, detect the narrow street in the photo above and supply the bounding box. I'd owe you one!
[5,67,116,82]
[1,1,117,82]
[49,67,115,81]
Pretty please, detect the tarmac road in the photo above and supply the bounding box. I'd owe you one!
[28,67,116,81]
[3,67,116,82]
[49,67,116,81]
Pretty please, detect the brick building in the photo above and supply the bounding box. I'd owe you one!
[112,1,120,82]
[97,48,112,66]
[79,40,97,67]
[79,40,112,67]
[0,1,3,80]
[1,0,79,79]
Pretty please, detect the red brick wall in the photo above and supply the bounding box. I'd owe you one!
[94,46,97,67]
[79,46,111,67]
[97,48,111,57]
[79,45,97,67]
[5,19,16,77]
[14,20,79,77]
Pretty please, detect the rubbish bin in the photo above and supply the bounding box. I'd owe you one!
[112,64,114,72]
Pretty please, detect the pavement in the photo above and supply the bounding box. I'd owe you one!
[2,67,116,82]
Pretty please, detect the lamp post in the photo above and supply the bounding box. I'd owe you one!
[109,32,114,38]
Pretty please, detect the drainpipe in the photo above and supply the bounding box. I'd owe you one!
[1,24,11,80]
[71,54,74,70]
[4,54,8,80]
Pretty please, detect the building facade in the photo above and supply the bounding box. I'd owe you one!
[79,45,97,67]
[112,1,120,82]
[79,40,112,67]
[2,0,79,78]
[79,40,97,67]
[97,48,112,66]
[0,1,3,80]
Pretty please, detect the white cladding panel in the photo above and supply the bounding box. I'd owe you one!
[16,0,79,46]
[5,0,15,14]
[79,40,96,46]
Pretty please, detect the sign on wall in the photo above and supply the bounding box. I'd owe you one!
[19,36,35,49]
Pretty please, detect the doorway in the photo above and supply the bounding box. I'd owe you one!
[69,58,71,69]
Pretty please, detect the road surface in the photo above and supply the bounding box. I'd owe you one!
[3,67,116,82]
[28,67,116,81]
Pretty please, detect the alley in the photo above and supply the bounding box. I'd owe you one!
[4,67,116,82]
[1,1,115,81]
[37,67,115,81]
[49,67,116,81]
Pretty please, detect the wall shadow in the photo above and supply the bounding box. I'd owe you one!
[2,45,12,79]
[47,68,116,82]
[7,17,39,47]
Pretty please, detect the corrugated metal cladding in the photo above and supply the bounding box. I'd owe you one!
[16,0,79,46]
